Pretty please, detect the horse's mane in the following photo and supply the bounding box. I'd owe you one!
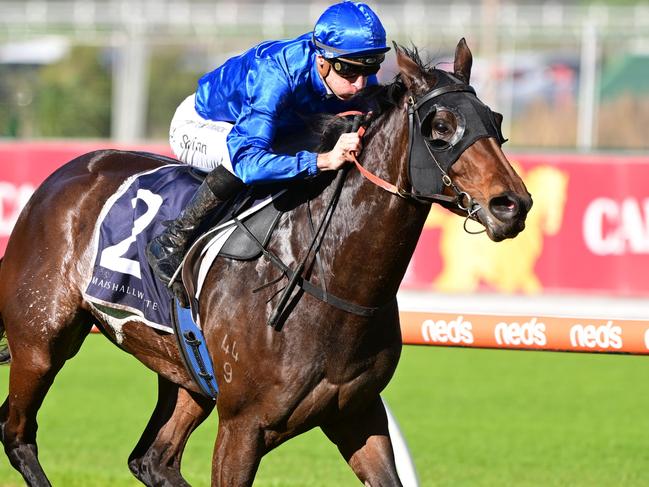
[313,45,432,152]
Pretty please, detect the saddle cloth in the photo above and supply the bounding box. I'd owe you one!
[83,164,281,332]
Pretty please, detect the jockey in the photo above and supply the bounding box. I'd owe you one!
[146,0,390,289]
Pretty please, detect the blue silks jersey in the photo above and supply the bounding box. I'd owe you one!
[194,32,377,184]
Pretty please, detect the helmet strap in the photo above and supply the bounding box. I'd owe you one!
[317,57,339,97]
[317,57,331,78]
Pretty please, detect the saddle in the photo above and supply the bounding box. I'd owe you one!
[180,173,333,309]
[180,184,286,307]
[85,168,284,325]
[205,187,284,260]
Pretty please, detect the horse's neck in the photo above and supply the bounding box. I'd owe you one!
[317,109,430,307]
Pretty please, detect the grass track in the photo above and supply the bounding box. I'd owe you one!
[2,335,649,486]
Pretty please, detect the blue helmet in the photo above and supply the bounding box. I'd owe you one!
[312,1,390,60]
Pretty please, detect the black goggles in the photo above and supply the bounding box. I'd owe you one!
[327,54,384,78]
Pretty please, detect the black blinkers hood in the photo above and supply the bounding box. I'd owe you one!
[407,70,507,198]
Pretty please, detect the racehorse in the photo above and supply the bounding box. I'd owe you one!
[0,40,531,486]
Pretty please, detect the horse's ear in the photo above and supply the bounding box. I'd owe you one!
[454,38,473,84]
[394,42,422,91]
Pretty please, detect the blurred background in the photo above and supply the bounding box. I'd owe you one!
[1,0,648,149]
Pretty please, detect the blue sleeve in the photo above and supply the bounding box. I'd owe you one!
[226,58,318,184]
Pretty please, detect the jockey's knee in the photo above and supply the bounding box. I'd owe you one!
[204,166,245,198]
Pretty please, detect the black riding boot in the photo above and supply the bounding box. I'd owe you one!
[146,165,244,287]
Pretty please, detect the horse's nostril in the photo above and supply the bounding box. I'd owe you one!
[489,194,520,221]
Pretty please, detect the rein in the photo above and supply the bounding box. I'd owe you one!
[337,111,405,196]
[249,85,493,325]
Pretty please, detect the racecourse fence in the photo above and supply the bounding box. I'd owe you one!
[85,309,649,356]
[400,311,648,354]
[398,291,649,355]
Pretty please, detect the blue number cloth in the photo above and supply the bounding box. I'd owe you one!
[84,165,200,331]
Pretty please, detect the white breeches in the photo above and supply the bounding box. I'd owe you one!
[169,94,235,174]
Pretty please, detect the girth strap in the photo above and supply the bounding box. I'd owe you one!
[231,203,387,320]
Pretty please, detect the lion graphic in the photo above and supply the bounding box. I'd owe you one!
[426,164,569,294]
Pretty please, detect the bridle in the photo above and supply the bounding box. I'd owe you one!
[406,82,487,233]
[345,80,498,233]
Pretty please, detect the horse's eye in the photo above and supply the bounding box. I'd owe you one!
[434,121,450,135]
[423,106,466,149]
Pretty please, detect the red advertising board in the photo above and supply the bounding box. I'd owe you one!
[0,143,647,298]
[0,141,171,253]
[404,153,649,298]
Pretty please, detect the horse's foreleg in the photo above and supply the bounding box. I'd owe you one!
[322,397,403,487]
[211,417,264,487]
[128,375,214,487]
[1,311,92,487]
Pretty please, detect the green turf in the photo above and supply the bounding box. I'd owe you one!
[2,335,649,486]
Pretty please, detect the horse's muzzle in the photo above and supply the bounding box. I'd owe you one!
[483,192,533,241]
[489,191,531,222]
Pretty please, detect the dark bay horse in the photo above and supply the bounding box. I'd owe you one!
[0,40,531,486]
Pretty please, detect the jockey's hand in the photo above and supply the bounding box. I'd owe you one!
[317,132,362,172]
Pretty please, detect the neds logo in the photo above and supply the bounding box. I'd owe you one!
[494,317,547,346]
[421,316,473,345]
[569,321,622,349]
